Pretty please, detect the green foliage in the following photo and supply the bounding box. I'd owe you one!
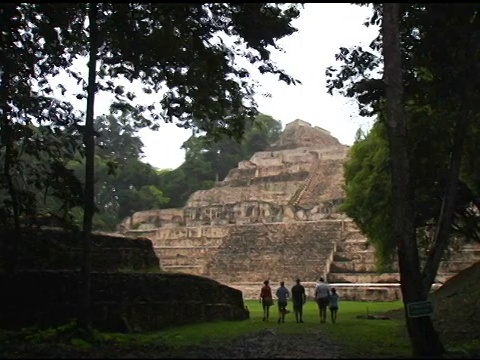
[328,3,480,267]
[1,3,300,235]
[343,113,477,267]
[55,114,169,229]
[157,114,282,208]
[0,4,86,231]
[24,110,281,231]
[91,3,302,138]
[342,121,396,270]
[6,320,101,347]
[117,185,169,220]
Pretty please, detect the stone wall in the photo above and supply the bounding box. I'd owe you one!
[118,209,184,232]
[185,182,303,207]
[123,202,347,230]
[205,222,340,283]
[0,271,249,331]
[0,229,159,272]
[228,282,403,302]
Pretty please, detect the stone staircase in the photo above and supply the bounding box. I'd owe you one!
[204,221,342,284]
[288,161,322,207]
[327,226,398,282]
[324,223,480,300]
[296,159,345,209]
[324,229,402,301]
[125,221,346,282]
[153,238,224,275]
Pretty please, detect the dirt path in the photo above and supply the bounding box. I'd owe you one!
[174,327,344,359]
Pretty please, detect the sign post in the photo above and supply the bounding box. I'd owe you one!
[406,301,433,318]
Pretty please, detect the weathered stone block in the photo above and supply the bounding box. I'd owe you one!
[0,271,249,331]
[330,262,378,273]
[327,273,400,283]
[0,229,159,272]
[333,286,402,301]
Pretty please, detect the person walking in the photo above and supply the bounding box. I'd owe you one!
[275,281,290,324]
[291,278,306,323]
[329,288,339,324]
[259,280,273,322]
[315,277,331,324]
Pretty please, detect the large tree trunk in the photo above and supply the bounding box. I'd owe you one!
[2,124,20,273]
[382,3,444,357]
[79,2,98,331]
[421,16,477,297]
[0,46,21,273]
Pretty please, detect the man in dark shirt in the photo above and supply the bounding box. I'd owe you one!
[291,278,306,323]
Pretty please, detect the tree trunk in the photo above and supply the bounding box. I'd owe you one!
[79,2,98,331]
[382,3,444,357]
[2,125,21,273]
[0,62,21,273]
[421,18,477,297]
[421,114,469,298]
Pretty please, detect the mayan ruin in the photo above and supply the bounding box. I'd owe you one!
[117,120,480,301]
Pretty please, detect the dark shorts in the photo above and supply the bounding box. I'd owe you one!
[317,297,329,308]
[293,301,303,312]
[262,298,273,307]
[278,301,287,311]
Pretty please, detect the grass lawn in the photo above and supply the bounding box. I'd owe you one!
[105,300,409,358]
[1,300,413,358]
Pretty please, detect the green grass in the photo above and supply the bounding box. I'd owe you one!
[101,300,409,357]
[245,300,410,358]
[312,301,410,358]
[1,301,412,358]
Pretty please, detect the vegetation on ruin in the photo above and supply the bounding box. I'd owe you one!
[153,113,282,209]
[19,110,282,231]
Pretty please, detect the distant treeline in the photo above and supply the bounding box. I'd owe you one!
[0,111,281,231]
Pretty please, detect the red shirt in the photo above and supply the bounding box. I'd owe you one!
[260,285,272,299]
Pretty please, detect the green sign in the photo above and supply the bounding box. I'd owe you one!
[407,301,433,318]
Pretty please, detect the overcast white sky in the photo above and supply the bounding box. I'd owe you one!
[51,3,380,170]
